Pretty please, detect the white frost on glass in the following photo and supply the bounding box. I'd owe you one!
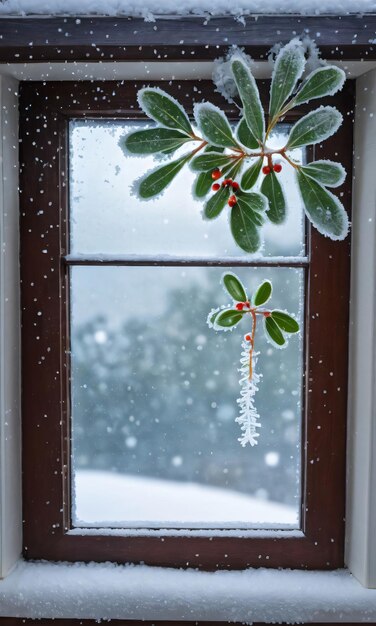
[0,0,375,16]
[236,346,262,447]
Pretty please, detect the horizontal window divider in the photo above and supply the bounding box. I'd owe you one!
[68,527,304,538]
[63,255,309,268]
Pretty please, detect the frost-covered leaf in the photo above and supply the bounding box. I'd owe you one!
[241,158,263,190]
[236,191,267,227]
[138,88,192,135]
[286,106,343,149]
[204,185,230,219]
[207,307,221,328]
[123,128,192,155]
[223,272,247,302]
[231,59,265,143]
[194,170,213,198]
[253,280,272,307]
[296,170,349,240]
[264,316,286,347]
[300,160,346,188]
[215,309,243,328]
[260,170,286,224]
[138,154,189,199]
[271,310,299,333]
[293,66,346,106]
[194,103,238,149]
[237,118,259,150]
[230,192,266,253]
[191,152,234,172]
[269,39,306,120]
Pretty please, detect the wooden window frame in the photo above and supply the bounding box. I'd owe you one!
[19,77,353,570]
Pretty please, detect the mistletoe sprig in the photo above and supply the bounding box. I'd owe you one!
[208,272,299,446]
[121,38,348,253]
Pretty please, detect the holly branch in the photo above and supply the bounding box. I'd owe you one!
[120,38,348,254]
[208,272,300,446]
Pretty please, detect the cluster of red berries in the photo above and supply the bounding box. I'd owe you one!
[262,163,282,175]
[235,301,251,311]
[211,169,240,207]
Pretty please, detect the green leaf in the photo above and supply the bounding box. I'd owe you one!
[223,272,247,302]
[253,280,272,306]
[269,39,306,120]
[194,170,214,198]
[194,103,238,149]
[138,154,189,199]
[236,191,266,227]
[286,106,343,149]
[231,59,264,143]
[215,309,243,328]
[138,88,192,135]
[237,118,259,150]
[191,152,234,172]
[230,192,266,253]
[208,308,220,326]
[241,158,263,190]
[204,185,230,219]
[300,160,346,188]
[271,310,299,333]
[124,128,192,155]
[261,170,286,224]
[296,170,349,240]
[293,66,346,106]
[264,316,286,347]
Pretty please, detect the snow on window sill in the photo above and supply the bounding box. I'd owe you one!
[0,560,376,622]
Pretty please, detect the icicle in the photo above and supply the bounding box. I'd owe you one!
[235,342,262,447]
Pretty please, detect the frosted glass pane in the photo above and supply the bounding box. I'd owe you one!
[70,266,303,528]
[69,120,305,258]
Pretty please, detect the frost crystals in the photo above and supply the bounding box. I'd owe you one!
[236,344,262,447]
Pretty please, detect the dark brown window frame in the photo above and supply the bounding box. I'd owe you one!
[20,77,353,570]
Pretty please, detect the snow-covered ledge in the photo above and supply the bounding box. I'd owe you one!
[0,560,376,622]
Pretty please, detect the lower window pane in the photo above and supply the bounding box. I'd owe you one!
[70,266,304,529]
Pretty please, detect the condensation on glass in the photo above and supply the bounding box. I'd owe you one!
[69,119,305,529]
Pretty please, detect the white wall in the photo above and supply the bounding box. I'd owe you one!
[346,68,376,588]
[0,75,22,578]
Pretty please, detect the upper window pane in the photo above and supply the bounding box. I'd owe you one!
[69,120,306,258]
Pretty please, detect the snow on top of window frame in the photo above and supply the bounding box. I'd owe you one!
[0,0,375,18]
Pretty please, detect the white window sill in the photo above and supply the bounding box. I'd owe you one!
[0,560,376,622]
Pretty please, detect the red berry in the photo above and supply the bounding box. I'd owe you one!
[222,178,232,187]
[273,163,282,173]
[211,169,221,180]
[228,195,237,207]
[232,181,239,191]
[212,183,220,191]
[236,303,244,311]
[245,334,251,342]
[262,165,271,175]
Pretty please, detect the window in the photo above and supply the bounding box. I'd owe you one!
[20,78,353,569]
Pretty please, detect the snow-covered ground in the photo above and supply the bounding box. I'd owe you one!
[74,469,297,527]
[0,0,375,16]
